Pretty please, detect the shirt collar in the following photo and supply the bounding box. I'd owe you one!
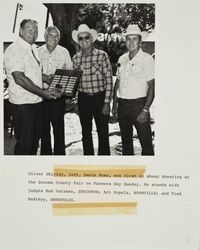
[17,36,33,50]
[80,47,97,57]
[44,44,58,55]
[128,48,143,62]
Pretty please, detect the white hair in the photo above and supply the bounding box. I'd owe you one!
[44,26,61,39]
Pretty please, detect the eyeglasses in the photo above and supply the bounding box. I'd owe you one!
[78,35,90,41]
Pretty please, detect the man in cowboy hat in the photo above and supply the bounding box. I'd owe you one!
[72,24,113,155]
[112,24,155,155]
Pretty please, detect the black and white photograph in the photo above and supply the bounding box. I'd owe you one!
[3,2,155,156]
[1,1,200,250]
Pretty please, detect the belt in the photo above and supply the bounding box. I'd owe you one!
[118,97,146,103]
[79,91,105,96]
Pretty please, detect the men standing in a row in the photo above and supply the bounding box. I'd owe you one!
[112,25,155,155]
[38,26,72,155]
[72,24,113,155]
[4,19,57,155]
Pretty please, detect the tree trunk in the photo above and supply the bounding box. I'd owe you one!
[43,3,82,57]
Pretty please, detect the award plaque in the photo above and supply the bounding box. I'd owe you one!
[49,69,83,97]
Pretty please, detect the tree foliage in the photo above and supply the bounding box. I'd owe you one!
[76,4,155,73]
[44,3,155,73]
[76,3,155,33]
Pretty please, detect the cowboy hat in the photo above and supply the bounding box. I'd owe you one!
[123,24,149,40]
[72,24,98,44]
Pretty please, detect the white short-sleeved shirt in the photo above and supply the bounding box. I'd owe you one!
[38,44,72,89]
[38,44,72,73]
[4,37,43,104]
[117,49,155,99]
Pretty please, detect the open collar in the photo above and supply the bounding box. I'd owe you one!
[17,36,33,50]
[80,47,97,57]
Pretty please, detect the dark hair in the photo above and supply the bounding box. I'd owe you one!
[20,19,38,29]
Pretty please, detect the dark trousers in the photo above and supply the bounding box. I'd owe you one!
[10,102,42,155]
[40,98,65,155]
[78,91,110,155]
[118,98,154,155]
[41,98,65,155]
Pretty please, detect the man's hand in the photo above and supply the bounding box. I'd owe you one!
[52,87,65,99]
[42,74,53,85]
[102,103,110,115]
[137,110,149,124]
[12,71,58,100]
[42,89,58,100]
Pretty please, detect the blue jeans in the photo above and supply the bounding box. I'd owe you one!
[118,97,154,155]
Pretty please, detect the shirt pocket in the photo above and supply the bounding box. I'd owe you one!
[130,65,144,78]
[54,59,65,69]
[91,63,102,75]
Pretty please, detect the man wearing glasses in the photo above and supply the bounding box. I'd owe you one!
[72,24,113,155]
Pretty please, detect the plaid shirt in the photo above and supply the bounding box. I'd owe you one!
[72,48,113,103]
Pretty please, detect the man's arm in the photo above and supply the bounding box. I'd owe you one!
[112,78,119,118]
[137,79,155,124]
[12,71,57,100]
[64,50,73,69]
[102,53,113,115]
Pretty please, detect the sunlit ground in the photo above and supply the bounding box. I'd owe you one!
[4,108,154,156]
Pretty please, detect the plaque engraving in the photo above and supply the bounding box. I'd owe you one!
[49,69,83,97]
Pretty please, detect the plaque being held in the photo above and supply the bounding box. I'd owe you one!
[48,69,83,98]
